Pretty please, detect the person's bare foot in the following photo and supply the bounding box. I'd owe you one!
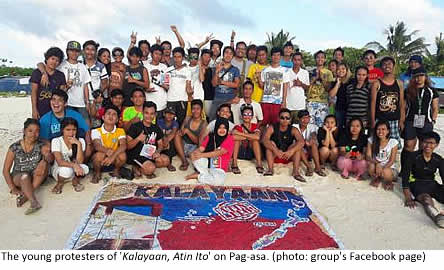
[185,173,198,180]
[51,182,64,194]
[25,201,41,215]
[72,178,84,192]
[132,166,142,178]
[382,180,394,191]
[369,178,381,188]
[91,173,101,184]
[179,162,189,171]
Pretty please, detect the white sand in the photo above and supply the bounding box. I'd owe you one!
[0,96,443,250]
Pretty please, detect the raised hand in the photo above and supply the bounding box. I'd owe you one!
[170,25,178,33]
[130,31,137,44]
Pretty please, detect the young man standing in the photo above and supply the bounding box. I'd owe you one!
[231,80,263,126]
[56,41,91,123]
[126,101,170,178]
[231,41,251,92]
[210,46,240,120]
[247,46,269,103]
[91,105,127,183]
[262,108,305,181]
[201,49,214,118]
[109,47,126,92]
[165,47,192,125]
[144,44,168,115]
[187,48,205,102]
[370,56,405,147]
[280,41,294,69]
[31,47,66,119]
[122,88,146,131]
[128,32,151,63]
[259,47,288,126]
[83,40,109,100]
[307,50,334,127]
[284,52,310,124]
[362,49,383,83]
[209,40,223,69]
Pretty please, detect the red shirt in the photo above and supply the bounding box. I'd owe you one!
[368,67,383,82]
[234,123,260,133]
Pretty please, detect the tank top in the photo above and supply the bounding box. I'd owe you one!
[375,78,401,121]
[270,123,295,152]
[183,118,205,144]
[122,64,145,106]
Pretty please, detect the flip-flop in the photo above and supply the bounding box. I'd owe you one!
[16,195,28,208]
[435,214,444,228]
[231,166,241,174]
[167,164,177,172]
[305,169,314,177]
[263,170,273,176]
[51,183,64,194]
[24,205,41,215]
[315,169,327,177]
[73,183,85,192]
[293,174,306,182]
[179,163,189,171]
[341,174,350,179]
[147,173,157,179]
[256,166,264,174]
[369,178,381,188]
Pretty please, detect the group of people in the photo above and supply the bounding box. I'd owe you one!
[3,27,444,229]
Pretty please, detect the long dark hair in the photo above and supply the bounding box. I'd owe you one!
[347,117,364,138]
[323,114,338,137]
[98,48,111,76]
[353,66,369,88]
[406,75,433,102]
[61,117,79,137]
[372,120,391,158]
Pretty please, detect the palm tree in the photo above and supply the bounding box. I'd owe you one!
[265,29,296,50]
[424,32,444,75]
[365,21,429,64]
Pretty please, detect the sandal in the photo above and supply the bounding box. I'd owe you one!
[179,162,189,171]
[51,182,64,194]
[256,166,264,174]
[147,173,157,179]
[315,169,327,177]
[24,205,41,215]
[16,194,28,208]
[341,173,350,179]
[369,178,381,188]
[305,168,314,177]
[231,166,241,174]
[382,181,394,191]
[167,164,177,172]
[293,174,306,182]
[263,169,274,176]
[435,214,444,228]
[73,183,85,192]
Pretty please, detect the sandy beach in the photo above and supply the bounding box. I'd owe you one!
[0,96,442,250]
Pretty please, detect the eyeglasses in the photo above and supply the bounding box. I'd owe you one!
[280,116,291,120]
[242,112,253,117]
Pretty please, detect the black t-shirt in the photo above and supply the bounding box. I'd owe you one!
[338,133,368,154]
[401,150,444,188]
[127,122,164,159]
[30,69,66,116]
[406,87,439,122]
[122,64,145,106]
[203,67,214,100]
[330,81,349,112]
[317,128,339,148]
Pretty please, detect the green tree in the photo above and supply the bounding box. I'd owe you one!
[0,66,33,76]
[265,29,296,50]
[424,33,444,76]
[365,21,429,74]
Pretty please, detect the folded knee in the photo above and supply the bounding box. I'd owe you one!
[58,167,74,179]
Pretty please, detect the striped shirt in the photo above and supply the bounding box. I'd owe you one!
[345,81,371,121]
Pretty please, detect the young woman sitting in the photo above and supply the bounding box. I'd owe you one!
[366,121,398,190]
[51,117,89,194]
[317,115,339,170]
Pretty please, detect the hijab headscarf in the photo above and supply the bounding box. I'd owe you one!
[204,117,229,153]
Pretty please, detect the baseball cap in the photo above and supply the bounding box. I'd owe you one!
[67,41,81,51]
[164,106,176,115]
[411,66,427,77]
[409,55,423,64]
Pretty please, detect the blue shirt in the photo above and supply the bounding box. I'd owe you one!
[157,118,179,136]
[214,65,240,101]
[399,72,410,89]
[39,108,90,140]
[280,59,293,69]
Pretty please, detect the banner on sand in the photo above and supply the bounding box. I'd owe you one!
[66,182,343,250]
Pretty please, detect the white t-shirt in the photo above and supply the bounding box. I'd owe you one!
[285,68,310,110]
[188,65,205,101]
[51,137,86,166]
[165,65,191,102]
[85,61,108,101]
[368,137,398,168]
[293,123,318,141]
[260,66,288,104]
[231,99,263,125]
[57,60,91,107]
[231,58,252,82]
[145,62,168,111]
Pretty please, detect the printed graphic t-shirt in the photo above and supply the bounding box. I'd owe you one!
[30,69,66,116]
[260,66,288,104]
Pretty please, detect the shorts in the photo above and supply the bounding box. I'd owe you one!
[67,106,89,122]
[402,121,433,141]
[274,157,291,164]
[128,156,154,167]
[409,181,444,203]
[261,103,281,126]
[184,143,197,156]
[51,163,89,180]
[238,144,254,160]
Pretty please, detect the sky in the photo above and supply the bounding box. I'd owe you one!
[1,0,443,67]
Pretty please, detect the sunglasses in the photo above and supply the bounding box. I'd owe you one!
[242,112,253,117]
[280,116,291,120]
[189,55,199,60]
